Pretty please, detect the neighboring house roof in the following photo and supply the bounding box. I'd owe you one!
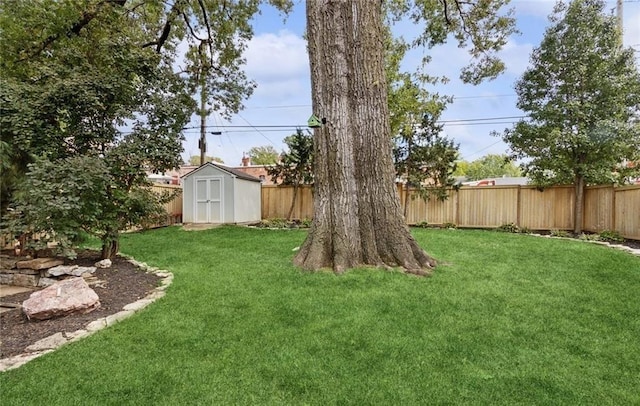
[181,162,262,182]
[462,177,529,186]
[233,165,278,185]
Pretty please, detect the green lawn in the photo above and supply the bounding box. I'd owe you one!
[2,226,639,405]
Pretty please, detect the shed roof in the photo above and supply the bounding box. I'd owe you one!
[181,162,262,182]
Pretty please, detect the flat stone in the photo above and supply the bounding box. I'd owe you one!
[25,332,67,352]
[0,257,20,270]
[146,290,165,300]
[12,273,39,287]
[66,329,91,342]
[16,258,64,270]
[46,265,96,277]
[0,350,54,372]
[123,299,153,312]
[38,277,58,287]
[94,259,112,269]
[1,268,40,275]
[22,278,100,320]
[86,319,107,332]
[106,310,134,326]
[0,284,33,298]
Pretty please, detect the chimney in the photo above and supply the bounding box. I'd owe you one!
[241,153,250,167]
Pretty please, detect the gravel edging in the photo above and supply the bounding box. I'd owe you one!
[0,259,173,372]
[529,233,640,257]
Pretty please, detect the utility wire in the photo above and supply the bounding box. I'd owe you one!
[181,115,528,131]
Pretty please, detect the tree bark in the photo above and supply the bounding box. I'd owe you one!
[296,0,436,275]
[101,231,119,260]
[574,174,585,234]
[287,183,299,221]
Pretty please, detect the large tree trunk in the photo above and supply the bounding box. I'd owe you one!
[295,0,436,275]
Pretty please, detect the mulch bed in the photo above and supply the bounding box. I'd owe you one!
[0,250,161,359]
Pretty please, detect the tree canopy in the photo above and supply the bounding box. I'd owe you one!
[501,0,640,232]
[0,0,291,257]
[247,145,280,165]
[455,154,521,181]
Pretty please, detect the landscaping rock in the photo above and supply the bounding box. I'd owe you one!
[94,259,112,269]
[46,265,96,277]
[25,333,67,352]
[16,258,63,270]
[0,256,20,270]
[12,274,39,287]
[22,278,100,321]
[37,277,58,287]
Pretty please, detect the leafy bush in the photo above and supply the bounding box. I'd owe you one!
[496,223,519,233]
[442,222,457,229]
[415,221,429,228]
[579,233,601,241]
[550,229,570,238]
[3,156,172,259]
[598,230,623,243]
[519,226,531,234]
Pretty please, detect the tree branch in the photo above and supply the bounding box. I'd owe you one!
[19,0,127,62]
[141,0,183,53]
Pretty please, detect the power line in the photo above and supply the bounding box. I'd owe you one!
[181,115,528,131]
[235,112,278,147]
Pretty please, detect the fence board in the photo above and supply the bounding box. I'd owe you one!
[614,186,640,240]
[519,186,574,230]
[400,187,457,225]
[261,185,313,220]
[583,185,614,232]
[457,186,519,228]
[150,184,183,225]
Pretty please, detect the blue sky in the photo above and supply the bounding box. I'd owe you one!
[181,0,640,166]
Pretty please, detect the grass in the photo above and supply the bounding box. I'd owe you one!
[2,226,639,405]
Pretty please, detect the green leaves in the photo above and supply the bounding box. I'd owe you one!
[248,146,280,165]
[394,113,460,202]
[503,0,640,186]
[455,154,521,181]
[268,129,314,187]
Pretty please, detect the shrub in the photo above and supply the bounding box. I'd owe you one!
[550,229,570,238]
[598,230,623,243]
[415,221,429,228]
[442,222,457,229]
[579,233,600,241]
[496,223,519,233]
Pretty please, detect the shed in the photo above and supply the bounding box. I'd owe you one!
[181,162,262,224]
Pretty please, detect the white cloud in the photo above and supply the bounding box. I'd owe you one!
[244,30,309,82]
[498,39,534,78]
[512,0,555,19]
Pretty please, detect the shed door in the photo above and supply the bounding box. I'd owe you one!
[194,177,223,223]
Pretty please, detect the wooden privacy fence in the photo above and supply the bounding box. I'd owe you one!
[260,184,640,240]
[261,185,314,220]
[151,184,183,226]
